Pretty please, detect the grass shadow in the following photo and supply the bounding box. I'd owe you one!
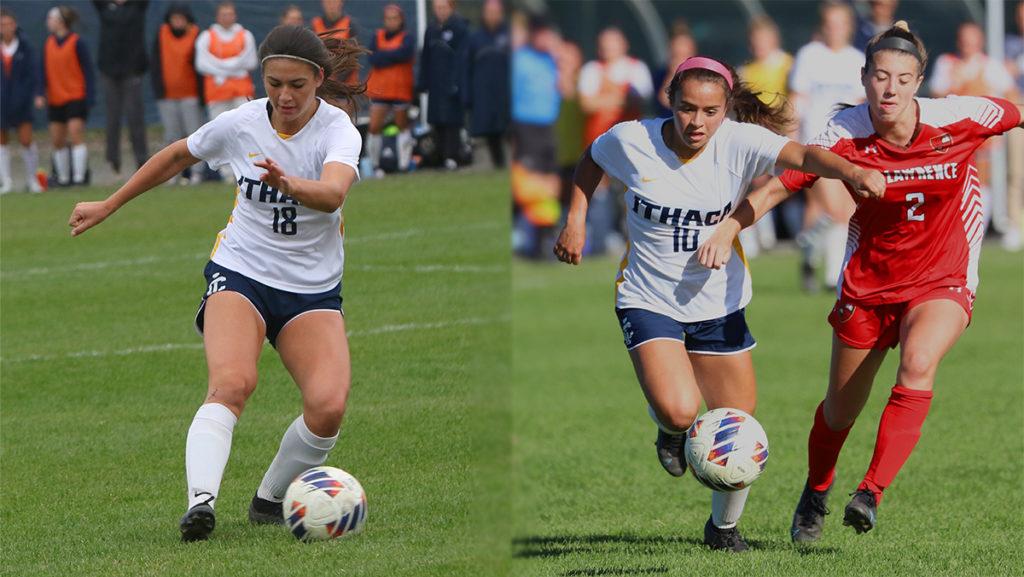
[561,568,670,576]
[512,533,701,559]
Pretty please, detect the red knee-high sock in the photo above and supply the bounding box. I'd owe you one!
[858,385,933,504]
[807,401,853,491]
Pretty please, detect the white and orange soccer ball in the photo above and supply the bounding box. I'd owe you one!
[684,408,769,492]
[284,466,367,541]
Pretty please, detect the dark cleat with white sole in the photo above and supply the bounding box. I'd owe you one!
[843,489,878,534]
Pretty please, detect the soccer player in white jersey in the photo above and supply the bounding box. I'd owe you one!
[553,55,885,551]
[67,25,366,541]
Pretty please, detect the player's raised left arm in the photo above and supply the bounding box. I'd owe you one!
[256,159,356,213]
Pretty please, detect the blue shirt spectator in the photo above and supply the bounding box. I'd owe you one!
[512,45,559,126]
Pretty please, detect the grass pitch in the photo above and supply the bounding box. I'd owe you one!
[512,248,1023,577]
[1,171,510,577]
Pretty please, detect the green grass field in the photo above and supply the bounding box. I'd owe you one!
[512,249,1023,577]
[1,171,510,577]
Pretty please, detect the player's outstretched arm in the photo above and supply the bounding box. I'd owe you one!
[697,177,793,270]
[554,146,605,265]
[68,139,200,237]
[776,141,886,199]
[255,158,356,213]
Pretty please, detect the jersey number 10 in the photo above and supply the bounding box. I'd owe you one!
[673,227,699,252]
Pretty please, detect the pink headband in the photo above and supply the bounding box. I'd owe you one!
[675,56,733,90]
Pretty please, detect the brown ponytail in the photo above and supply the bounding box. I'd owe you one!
[258,25,368,113]
[666,63,793,136]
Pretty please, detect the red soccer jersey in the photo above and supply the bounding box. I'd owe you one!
[780,96,1021,305]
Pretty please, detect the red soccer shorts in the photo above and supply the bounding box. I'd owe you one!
[828,286,974,350]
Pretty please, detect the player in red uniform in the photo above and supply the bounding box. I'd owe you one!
[696,21,1023,541]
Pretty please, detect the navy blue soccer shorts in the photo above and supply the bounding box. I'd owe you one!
[614,307,756,355]
[195,261,342,347]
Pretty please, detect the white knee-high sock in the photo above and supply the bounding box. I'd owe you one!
[366,133,383,169]
[0,145,12,192]
[711,487,751,529]
[648,404,685,435]
[397,129,413,170]
[185,403,238,509]
[823,223,849,289]
[71,143,88,183]
[22,144,39,189]
[256,415,339,502]
[53,147,71,184]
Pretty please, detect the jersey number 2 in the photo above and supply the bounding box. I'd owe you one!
[906,192,925,222]
[273,207,298,235]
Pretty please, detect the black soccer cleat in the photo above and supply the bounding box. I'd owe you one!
[791,481,831,543]
[180,503,216,542]
[655,429,687,477]
[248,494,285,526]
[703,516,750,552]
[843,489,878,534]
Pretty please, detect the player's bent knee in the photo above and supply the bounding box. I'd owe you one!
[304,390,348,433]
[661,405,699,432]
[206,369,258,410]
[898,348,938,385]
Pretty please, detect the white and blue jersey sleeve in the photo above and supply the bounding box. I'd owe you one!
[186,107,240,169]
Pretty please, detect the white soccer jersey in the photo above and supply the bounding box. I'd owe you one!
[790,41,865,143]
[590,118,789,322]
[187,98,361,293]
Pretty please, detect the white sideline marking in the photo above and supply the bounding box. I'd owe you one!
[0,316,507,364]
[1,222,504,278]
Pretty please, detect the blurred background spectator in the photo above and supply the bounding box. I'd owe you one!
[737,14,794,259]
[195,0,256,180]
[280,5,305,27]
[930,21,1015,243]
[854,0,899,51]
[151,2,201,185]
[366,3,416,176]
[554,38,585,219]
[651,19,697,118]
[93,0,150,179]
[578,26,651,256]
[511,14,560,258]
[42,5,94,187]
[789,0,863,293]
[464,0,510,169]
[0,8,44,194]
[419,0,469,170]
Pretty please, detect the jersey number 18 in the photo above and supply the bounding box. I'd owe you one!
[273,207,298,235]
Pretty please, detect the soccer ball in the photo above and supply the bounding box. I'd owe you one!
[684,408,769,492]
[284,466,367,541]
